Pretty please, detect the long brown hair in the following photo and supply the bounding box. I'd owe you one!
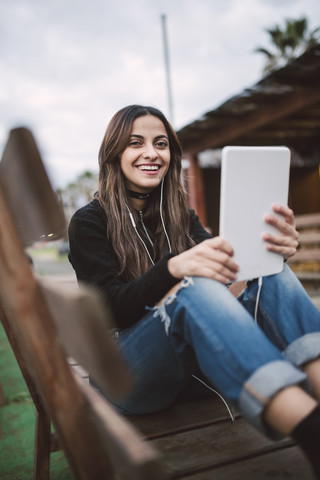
[98,105,194,281]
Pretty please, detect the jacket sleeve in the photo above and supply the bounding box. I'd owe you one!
[68,205,179,329]
[189,209,213,243]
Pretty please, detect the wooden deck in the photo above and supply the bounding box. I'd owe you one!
[130,395,314,479]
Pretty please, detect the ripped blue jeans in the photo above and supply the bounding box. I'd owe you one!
[101,264,320,438]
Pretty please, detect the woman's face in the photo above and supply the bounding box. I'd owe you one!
[120,115,171,193]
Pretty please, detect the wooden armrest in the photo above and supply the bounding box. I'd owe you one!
[38,277,131,399]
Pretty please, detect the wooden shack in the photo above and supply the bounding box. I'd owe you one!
[178,44,320,235]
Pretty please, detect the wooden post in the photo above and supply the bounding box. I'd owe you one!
[185,152,207,227]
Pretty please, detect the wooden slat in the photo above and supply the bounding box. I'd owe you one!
[38,277,131,399]
[295,272,320,281]
[130,396,237,440]
[186,446,314,479]
[0,127,66,246]
[289,212,320,288]
[149,417,293,478]
[295,212,320,229]
[297,231,320,244]
[288,248,320,263]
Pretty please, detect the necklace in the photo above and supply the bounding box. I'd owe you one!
[128,190,151,200]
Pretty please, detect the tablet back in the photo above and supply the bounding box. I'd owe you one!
[219,146,290,281]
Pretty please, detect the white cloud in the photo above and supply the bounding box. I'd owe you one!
[0,0,319,187]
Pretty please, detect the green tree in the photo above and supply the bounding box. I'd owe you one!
[255,17,320,73]
[57,170,98,220]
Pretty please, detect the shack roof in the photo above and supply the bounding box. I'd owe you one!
[177,44,320,156]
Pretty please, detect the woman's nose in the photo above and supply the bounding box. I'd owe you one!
[142,143,157,160]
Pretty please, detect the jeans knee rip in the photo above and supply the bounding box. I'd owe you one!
[147,276,194,335]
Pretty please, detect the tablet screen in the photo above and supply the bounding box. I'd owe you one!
[219,146,290,281]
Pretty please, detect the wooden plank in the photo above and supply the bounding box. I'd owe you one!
[295,272,320,281]
[298,231,320,244]
[149,417,292,478]
[186,445,314,479]
[38,277,131,399]
[288,248,320,263]
[295,212,320,229]
[0,127,65,246]
[77,375,168,480]
[130,396,237,439]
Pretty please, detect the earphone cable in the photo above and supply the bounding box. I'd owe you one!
[160,178,172,253]
[125,203,155,266]
[254,277,263,323]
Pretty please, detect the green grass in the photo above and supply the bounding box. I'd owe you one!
[26,245,67,261]
[0,324,72,479]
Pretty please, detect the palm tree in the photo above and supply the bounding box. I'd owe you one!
[255,17,320,73]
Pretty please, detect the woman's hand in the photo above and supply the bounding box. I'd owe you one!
[168,237,239,284]
[263,204,299,260]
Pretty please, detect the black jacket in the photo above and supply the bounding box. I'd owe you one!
[68,199,211,329]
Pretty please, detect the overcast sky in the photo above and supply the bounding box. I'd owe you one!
[1,0,319,188]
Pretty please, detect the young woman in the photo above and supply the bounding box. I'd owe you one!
[68,105,320,477]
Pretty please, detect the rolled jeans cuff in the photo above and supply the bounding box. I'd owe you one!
[284,332,320,367]
[239,360,307,440]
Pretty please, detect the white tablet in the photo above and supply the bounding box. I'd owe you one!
[219,146,290,281]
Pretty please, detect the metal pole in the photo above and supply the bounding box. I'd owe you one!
[161,14,174,125]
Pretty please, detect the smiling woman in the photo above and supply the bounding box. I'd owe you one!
[92,105,193,281]
[68,104,320,478]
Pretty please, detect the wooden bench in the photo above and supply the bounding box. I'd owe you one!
[0,128,315,479]
[0,128,166,480]
[288,212,320,289]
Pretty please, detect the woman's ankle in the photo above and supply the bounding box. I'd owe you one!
[264,386,317,436]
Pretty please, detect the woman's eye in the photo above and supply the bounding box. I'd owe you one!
[129,141,141,146]
[156,141,168,148]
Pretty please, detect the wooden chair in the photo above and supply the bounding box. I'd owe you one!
[0,127,166,480]
[0,127,315,479]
